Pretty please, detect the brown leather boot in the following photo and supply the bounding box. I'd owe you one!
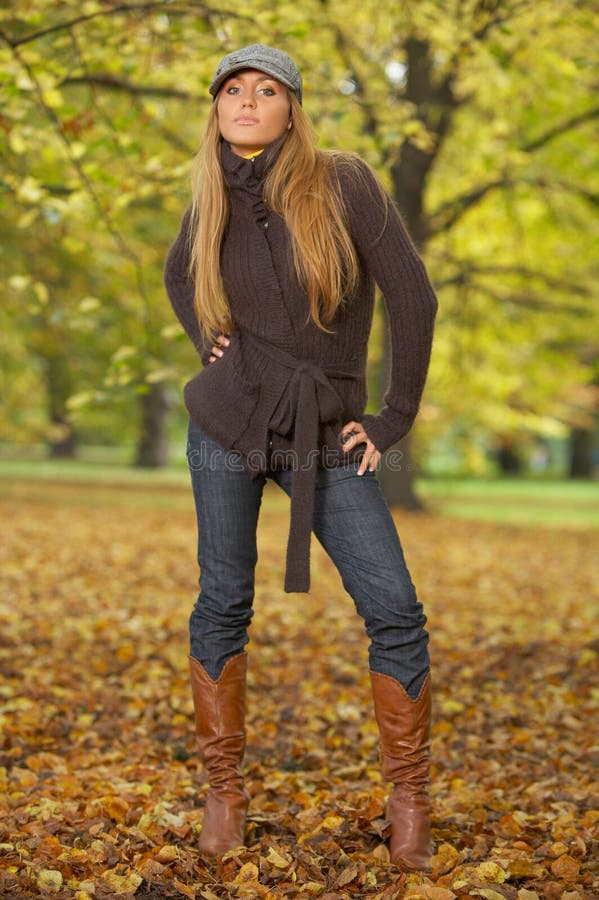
[370,671,433,871]
[189,653,249,856]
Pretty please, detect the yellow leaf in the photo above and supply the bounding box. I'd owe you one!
[156,844,179,862]
[233,862,259,884]
[99,795,129,823]
[441,699,465,714]
[508,860,546,878]
[405,888,456,899]
[8,275,30,291]
[475,861,507,883]
[37,870,63,892]
[101,870,143,894]
[431,842,460,874]
[17,176,44,204]
[266,846,292,868]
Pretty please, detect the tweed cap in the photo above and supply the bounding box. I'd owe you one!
[209,43,303,104]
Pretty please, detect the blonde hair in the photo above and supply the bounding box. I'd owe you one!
[188,93,386,339]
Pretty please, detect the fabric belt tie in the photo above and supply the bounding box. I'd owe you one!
[245,333,358,593]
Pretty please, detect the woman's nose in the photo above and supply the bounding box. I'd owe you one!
[241,94,256,107]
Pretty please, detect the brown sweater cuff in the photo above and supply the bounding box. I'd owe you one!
[360,409,415,454]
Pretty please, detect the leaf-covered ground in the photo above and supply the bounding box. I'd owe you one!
[1,480,597,899]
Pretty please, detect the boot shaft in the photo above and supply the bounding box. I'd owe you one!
[189,653,247,788]
[370,671,431,789]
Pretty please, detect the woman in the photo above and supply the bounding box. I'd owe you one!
[164,43,438,870]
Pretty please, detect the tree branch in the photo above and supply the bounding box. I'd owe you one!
[523,106,599,152]
[433,262,590,307]
[0,2,230,48]
[428,160,599,237]
[61,74,196,101]
[427,176,509,235]
[1,3,169,47]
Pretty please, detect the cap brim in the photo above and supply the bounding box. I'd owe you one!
[209,64,296,99]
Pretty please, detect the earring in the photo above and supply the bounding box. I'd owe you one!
[287,120,293,130]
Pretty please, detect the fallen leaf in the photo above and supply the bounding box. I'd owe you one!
[475,861,507,883]
[550,854,580,881]
[101,870,143,894]
[265,846,292,868]
[37,869,63,892]
[233,861,260,884]
[431,842,460,875]
[508,859,547,878]
[173,878,197,899]
[156,843,179,862]
[335,862,359,886]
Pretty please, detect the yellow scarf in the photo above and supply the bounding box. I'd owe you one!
[241,148,265,160]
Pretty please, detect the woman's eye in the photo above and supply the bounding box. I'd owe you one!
[259,88,275,95]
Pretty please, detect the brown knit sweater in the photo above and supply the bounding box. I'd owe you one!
[164,139,437,592]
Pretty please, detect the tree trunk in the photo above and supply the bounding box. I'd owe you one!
[375,307,425,509]
[378,432,423,509]
[136,382,170,468]
[495,438,523,475]
[569,426,594,478]
[376,37,456,508]
[45,353,77,459]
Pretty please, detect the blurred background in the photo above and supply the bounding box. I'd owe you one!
[1,0,597,517]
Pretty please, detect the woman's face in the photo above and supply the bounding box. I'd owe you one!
[217,69,291,157]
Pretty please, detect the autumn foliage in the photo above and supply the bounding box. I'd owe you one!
[1,480,597,898]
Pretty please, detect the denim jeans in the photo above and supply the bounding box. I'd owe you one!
[186,420,430,699]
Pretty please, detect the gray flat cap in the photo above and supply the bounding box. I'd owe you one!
[209,43,303,104]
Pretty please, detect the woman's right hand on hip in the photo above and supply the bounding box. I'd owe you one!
[208,334,230,363]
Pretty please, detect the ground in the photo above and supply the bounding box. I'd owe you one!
[0,477,597,898]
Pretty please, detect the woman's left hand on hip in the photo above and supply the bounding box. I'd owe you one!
[340,421,381,475]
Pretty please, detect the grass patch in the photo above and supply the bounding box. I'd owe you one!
[0,457,596,527]
[416,476,599,528]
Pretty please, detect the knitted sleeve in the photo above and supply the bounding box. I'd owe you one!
[163,206,211,366]
[339,159,438,452]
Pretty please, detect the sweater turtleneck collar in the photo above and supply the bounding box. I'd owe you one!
[220,134,287,187]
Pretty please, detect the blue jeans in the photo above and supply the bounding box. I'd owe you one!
[186,421,430,699]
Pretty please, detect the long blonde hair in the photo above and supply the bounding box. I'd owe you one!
[188,93,385,339]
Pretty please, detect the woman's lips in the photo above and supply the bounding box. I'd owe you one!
[234,117,258,125]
